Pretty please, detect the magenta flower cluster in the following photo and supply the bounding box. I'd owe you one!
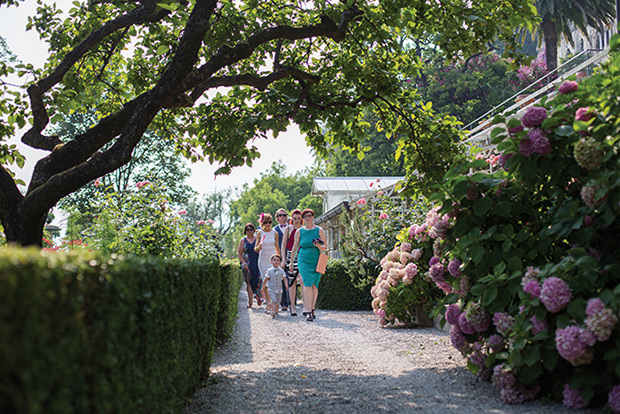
[445,304,461,325]
[558,80,578,94]
[529,315,548,335]
[539,277,572,313]
[521,106,547,128]
[555,325,596,366]
[519,128,551,157]
[562,384,587,409]
[575,107,595,122]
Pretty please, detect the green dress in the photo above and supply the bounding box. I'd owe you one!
[298,226,321,287]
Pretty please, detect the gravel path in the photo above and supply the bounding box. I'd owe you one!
[186,285,595,413]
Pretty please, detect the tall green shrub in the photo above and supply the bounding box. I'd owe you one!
[316,259,373,311]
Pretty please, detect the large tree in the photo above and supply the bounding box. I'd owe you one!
[0,0,536,246]
[534,0,615,72]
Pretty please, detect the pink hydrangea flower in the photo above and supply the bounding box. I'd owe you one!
[539,277,572,313]
[400,242,412,253]
[558,80,578,94]
[586,298,606,316]
[563,384,587,409]
[196,220,207,225]
[377,190,384,196]
[178,210,187,215]
[356,197,367,206]
[207,219,215,224]
[575,107,594,122]
[379,212,388,219]
[523,280,541,298]
[521,106,547,128]
[465,302,490,332]
[404,263,418,279]
[492,364,538,404]
[377,309,386,318]
[555,325,596,366]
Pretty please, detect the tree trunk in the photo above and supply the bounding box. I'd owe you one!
[2,208,46,247]
[541,14,558,72]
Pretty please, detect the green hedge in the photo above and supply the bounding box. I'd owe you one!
[0,247,240,414]
[215,260,242,345]
[316,259,374,311]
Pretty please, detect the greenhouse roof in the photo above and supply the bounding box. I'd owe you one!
[311,177,403,195]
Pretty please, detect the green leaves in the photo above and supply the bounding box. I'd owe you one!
[473,197,492,216]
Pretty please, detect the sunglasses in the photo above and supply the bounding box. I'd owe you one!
[245,227,254,232]
[263,221,272,224]
[277,213,287,217]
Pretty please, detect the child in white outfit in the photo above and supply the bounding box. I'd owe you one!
[261,254,288,318]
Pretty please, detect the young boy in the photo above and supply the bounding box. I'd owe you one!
[261,254,288,318]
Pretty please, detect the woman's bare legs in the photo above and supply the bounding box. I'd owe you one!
[246,279,253,307]
[311,285,319,312]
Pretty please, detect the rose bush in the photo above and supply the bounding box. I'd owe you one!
[376,37,620,410]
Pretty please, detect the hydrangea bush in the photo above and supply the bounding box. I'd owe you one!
[378,39,620,410]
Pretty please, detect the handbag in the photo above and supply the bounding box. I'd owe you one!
[315,252,328,274]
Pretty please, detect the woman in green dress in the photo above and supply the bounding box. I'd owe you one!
[289,208,327,321]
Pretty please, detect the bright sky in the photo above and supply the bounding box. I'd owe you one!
[0,1,316,196]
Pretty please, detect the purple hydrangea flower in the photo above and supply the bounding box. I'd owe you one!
[488,334,505,352]
[528,128,552,155]
[555,325,596,366]
[518,138,535,157]
[530,315,548,335]
[429,263,445,282]
[583,215,594,227]
[493,312,515,336]
[459,276,471,296]
[608,385,620,413]
[586,298,606,317]
[465,302,490,332]
[508,125,525,135]
[447,259,462,277]
[563,384,587,409]
[450,325,468,352]
[539,277,572,313]
[523,266,540,282]
[558,80,578,94]
[445,304,461,325]
[522,106,548,128]
[429,256,440,267]
[458,312,476,335]
[523,280,541,298]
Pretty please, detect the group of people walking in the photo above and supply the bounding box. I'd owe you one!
[237,208,327,322]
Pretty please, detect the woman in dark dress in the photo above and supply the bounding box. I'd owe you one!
[237,223,262,307]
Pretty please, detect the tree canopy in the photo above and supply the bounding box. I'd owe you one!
[0,0,537,245]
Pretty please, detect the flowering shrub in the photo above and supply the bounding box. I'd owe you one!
[83,182,222,258]
[388,37,620,410]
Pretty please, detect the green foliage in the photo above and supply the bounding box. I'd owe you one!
[316,259,373,311]
[0,246,240,414]
[215,260,243,344]
[417,53,522,125]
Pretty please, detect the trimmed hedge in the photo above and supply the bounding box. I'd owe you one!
[215,260,243,345]
[316,259,374,311]
[0,247,241,414]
